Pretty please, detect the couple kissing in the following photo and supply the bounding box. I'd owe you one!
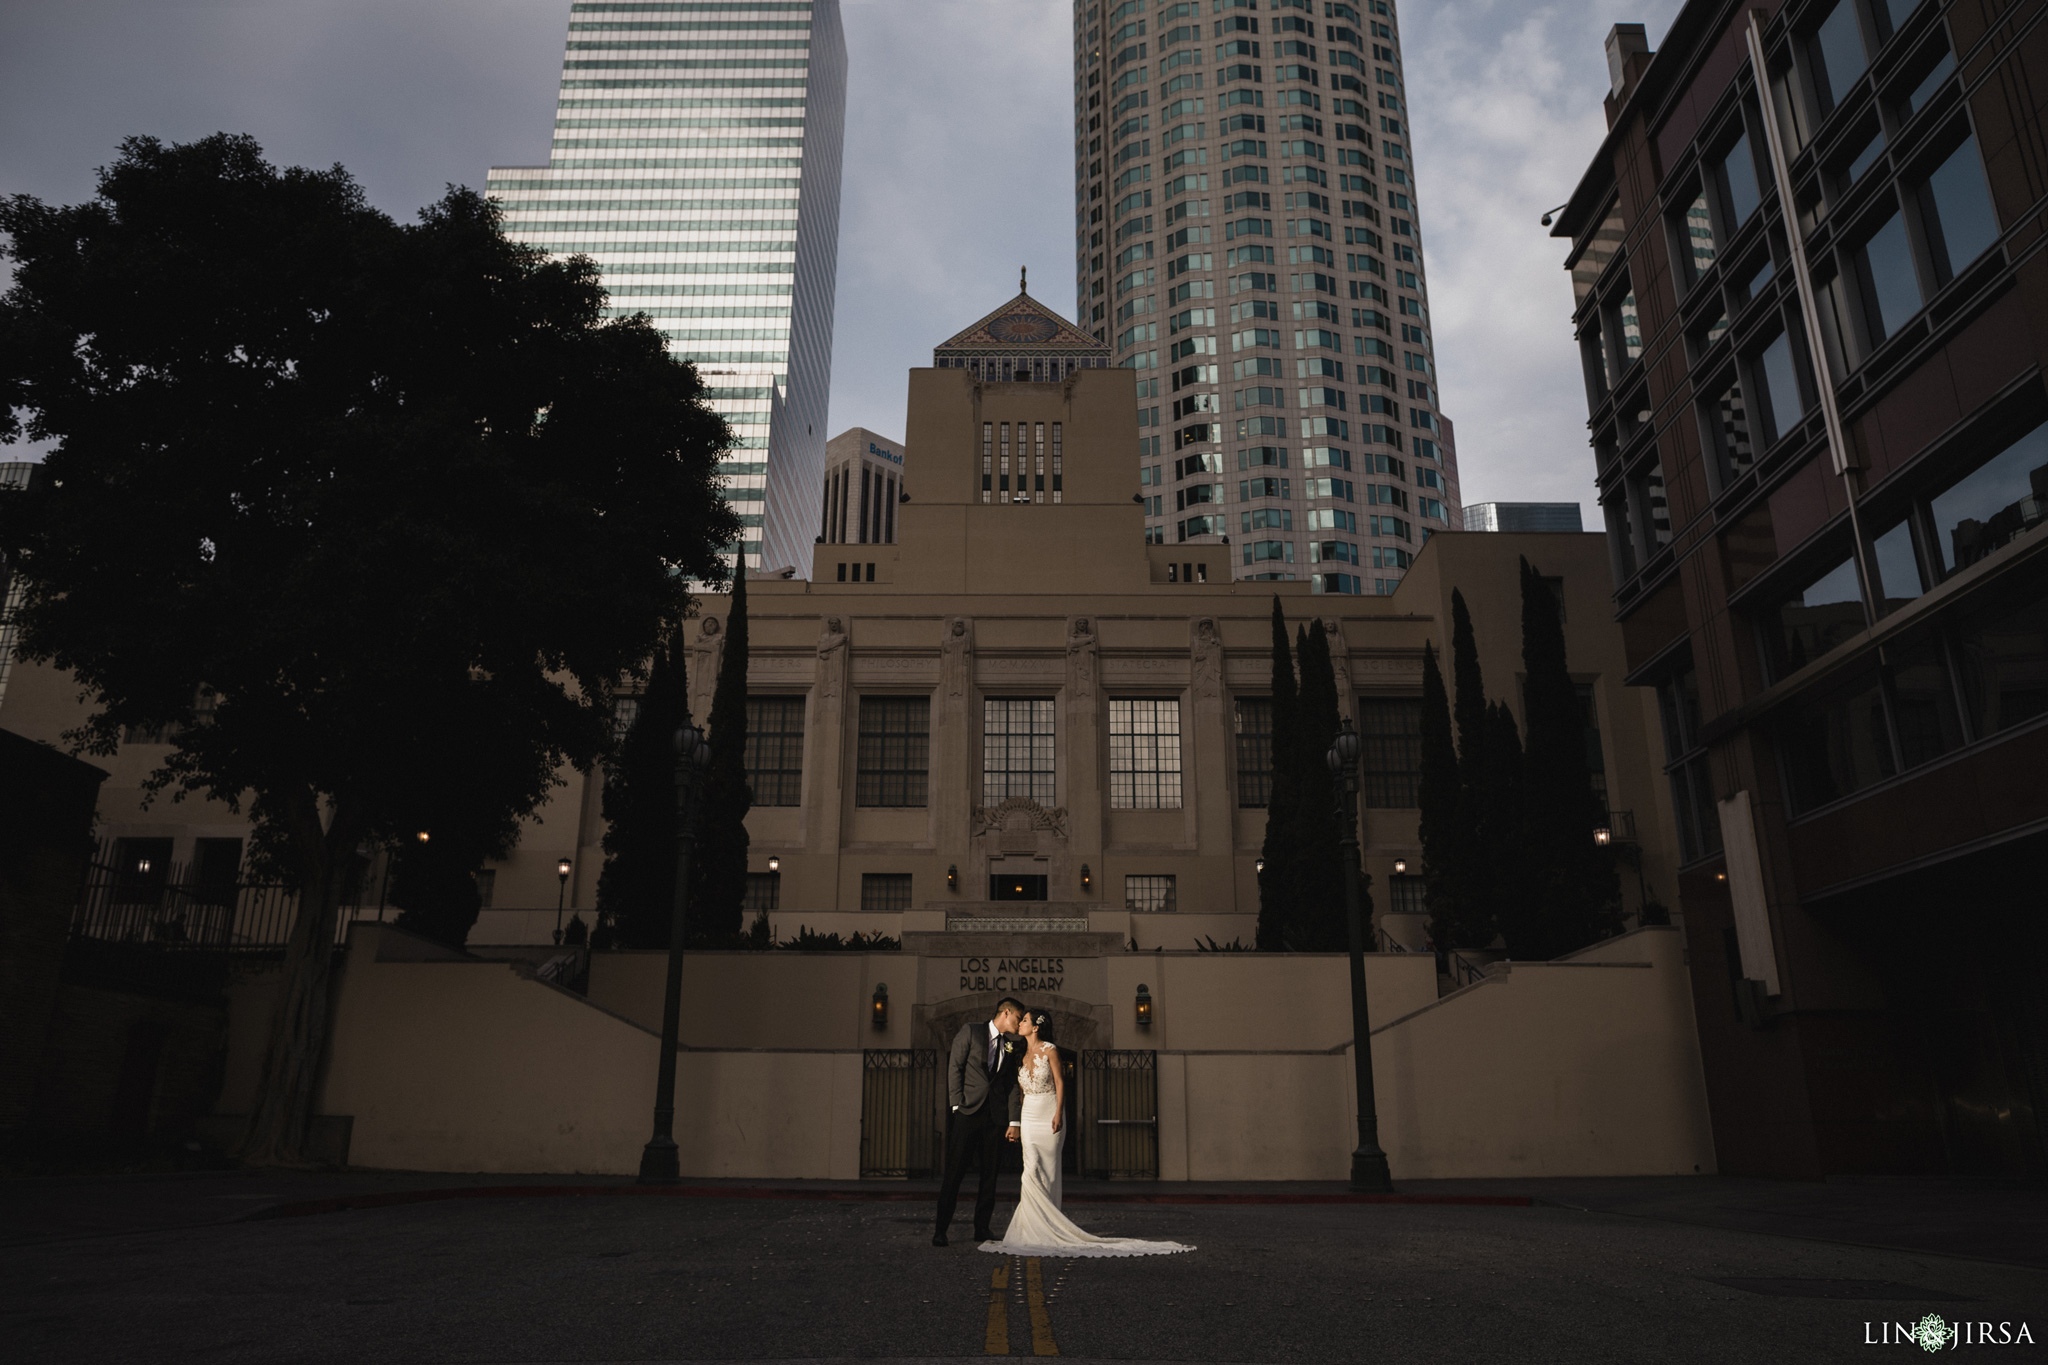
[933,996,1191,1258]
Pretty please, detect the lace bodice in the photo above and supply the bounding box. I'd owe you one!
[1018,1046,1057,1095]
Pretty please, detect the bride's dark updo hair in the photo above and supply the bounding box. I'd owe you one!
[1028,1009,1054,1041]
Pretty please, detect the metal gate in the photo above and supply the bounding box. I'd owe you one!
[1079,1050,1158,1179]
[860,1049,939,1178]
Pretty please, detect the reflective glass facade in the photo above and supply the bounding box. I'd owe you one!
[1072,0,1460,592]
[487,0,847,572]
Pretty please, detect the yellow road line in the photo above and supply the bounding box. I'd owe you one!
[984,1261,1010,1355]
[1025,1257,1060,1357]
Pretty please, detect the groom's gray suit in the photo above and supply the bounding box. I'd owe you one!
[935,1018,1024,1239]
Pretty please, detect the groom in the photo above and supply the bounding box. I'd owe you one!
[933,996,1027,1246]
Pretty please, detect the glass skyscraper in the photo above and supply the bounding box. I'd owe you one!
[488,0,846,573]
[1072,0,1460,594]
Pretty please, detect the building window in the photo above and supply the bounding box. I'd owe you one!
[983,698,1057,804]
[1919,134,2001,283]
[1656,661,1722,863]
[1752,324,1811,447]
[1575,681,1610,812]
[1357,696,1421,807]
[745,696,806,807]
[857,696,931,807]
[1761,550,1864,682]
[1125,874,1178,912]
[1387,874,1424,916]
[861,873,914,912]
[1109,698,1184,808]
[610,695,641,746]
[1235,696,1274,806]
[744,872,781,912]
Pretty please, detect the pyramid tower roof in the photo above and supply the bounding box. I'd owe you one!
[932,269,1109,362]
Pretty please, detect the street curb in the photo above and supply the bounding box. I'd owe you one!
[246,1184,1534,1220]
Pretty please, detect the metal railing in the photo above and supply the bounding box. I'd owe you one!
[70,841,393,953]
[1438,947,1493,991]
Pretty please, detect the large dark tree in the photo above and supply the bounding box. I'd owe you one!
[1508,557,1622,958]
[595,628,691,950]
[690,568,750,941]
[1289,620,1347,950]
[1255,596,1298,951]
[1416,640,1474,949]
[0,135,738,1163]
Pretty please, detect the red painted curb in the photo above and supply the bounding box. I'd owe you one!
[248,1185,1532,1220]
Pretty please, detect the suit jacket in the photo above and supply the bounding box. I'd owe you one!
[948,1020,1024,1123]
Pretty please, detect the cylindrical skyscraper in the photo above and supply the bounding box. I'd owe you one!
[1073,0,1460,593]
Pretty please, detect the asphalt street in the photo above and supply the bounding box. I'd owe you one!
[2,1176,2042,1363]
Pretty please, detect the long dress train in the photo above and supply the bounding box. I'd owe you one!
[980,1046,1193,1259]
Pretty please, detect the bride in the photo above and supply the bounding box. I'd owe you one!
[982,1008,1193,1258]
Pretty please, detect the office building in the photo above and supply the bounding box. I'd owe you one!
[1555,2,2046,1178]
[822,426,907,549]
[1074,0,1461,593]
[486,0,848,573]
[1462,502,1586,533]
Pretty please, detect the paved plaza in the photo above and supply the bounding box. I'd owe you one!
[2,1172,2041,1364]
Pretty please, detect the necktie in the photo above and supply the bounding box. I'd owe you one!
[988,1032,1000,1071]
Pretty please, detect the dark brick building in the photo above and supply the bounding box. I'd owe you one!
[1554,0,2046,1178]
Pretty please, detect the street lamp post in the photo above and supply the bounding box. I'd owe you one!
[638,723,712,1185]
[554,856,573,944]
[1327,718,1394,1193]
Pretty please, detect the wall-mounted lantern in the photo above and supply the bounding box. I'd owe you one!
[416,830,431,844]
[1135,983,1153,1030]
[1392,857,1407,875]
[1593,827,1612,847]
[1080,863,1092,890]
[1255,857,1265,874]
[768,855,781,872]
[947,864,959,891]
[871,983,889,1031]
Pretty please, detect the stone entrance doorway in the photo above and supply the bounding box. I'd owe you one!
[989,873,1048,900]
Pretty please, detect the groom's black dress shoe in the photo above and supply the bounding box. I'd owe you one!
[931,1230,948,1247]
[973,1228,994,1242]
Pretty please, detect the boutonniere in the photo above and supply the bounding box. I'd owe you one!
[1001,1037,1021,1057]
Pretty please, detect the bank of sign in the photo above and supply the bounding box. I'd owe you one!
[959,955,1062,993]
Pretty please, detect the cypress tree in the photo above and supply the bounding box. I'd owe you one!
[1512,557,1621,958]
[1416,640,1469,949]
[691,567,752,942]
[1255,596,1298,951]
[1450,589,1487,785]
[596,628,690,949]
[1291,620,1347,950]
[1472,699,1524,951]
[1439,590,1497,947]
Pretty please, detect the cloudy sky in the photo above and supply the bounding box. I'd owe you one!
[2,0,1683,521]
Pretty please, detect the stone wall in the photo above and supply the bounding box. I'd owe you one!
[210,923,1716,1180]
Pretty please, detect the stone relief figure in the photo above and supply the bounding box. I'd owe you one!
[684,614,724,719]
[941,616,975,698]
[970,796,1070,838]
[1322,618,1353,699]
[816,614,849,701]
[1065,615,1098,704]
[1190,616,1223,701]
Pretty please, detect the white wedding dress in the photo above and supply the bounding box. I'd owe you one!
[980,1045,1193,1258]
